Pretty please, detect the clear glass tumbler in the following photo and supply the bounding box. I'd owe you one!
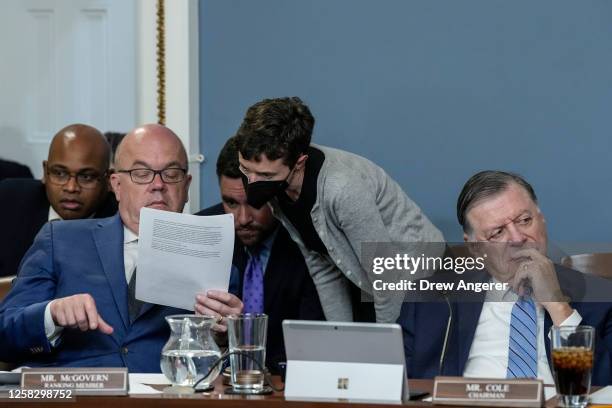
[226,313,268,392]
[551,325,595,408]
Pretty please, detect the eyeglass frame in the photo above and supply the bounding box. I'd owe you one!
[116,167,188,184]
[45,167,108,189]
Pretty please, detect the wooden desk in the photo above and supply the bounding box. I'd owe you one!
[0,377,600,407]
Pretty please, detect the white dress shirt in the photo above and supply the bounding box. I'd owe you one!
[462,285,582,385]
[123,226,139,283]
[48,206,62,222]
[44,226,138,344]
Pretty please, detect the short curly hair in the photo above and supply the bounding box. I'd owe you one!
[235,97,314,167]
[215,136,242,179]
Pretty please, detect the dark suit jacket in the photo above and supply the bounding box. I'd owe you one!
[0,214,189,371]
[196,204,325,372]
[0,179,117,277]
[398,266,612,385]
[0,159,33,181]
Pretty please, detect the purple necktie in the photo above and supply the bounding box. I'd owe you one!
[242,247,264,313]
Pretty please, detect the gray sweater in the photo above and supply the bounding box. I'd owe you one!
[269,145,444,323]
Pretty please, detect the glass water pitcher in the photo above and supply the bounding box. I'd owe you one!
[160,314,222,388]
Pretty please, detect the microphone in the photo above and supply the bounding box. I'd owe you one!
[438,291,453,376]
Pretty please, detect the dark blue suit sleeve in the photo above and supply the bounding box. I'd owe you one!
[599,305,612,381]
[0,223,57,361]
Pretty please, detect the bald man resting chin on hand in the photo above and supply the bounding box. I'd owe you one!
[0,124,242,372]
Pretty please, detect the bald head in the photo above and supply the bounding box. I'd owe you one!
[114,124,188,170]
[42,124,111,220]
[110,124,191,234]
[48,124,110,167]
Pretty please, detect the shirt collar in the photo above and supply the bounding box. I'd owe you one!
[261,228,278,251]
[245,227,278,256]
[48,206,62,222]
[48,206,99,222]
[485,276,519,302]
[123,226,139,244]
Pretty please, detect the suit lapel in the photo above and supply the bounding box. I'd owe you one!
[135,299,156,321]
[35,184,50,227]
[544,312,553,363]
[93,214,129,331]
[234,240,248,296]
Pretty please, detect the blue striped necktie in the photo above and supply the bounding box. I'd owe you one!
[507,296,538,378]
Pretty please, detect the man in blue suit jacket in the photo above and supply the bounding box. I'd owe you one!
[0,124,118,277]
[398,171,612,385]
[0,124,243,371]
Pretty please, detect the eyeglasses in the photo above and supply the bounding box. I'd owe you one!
[117,167,187,184]
[46,168,106,189]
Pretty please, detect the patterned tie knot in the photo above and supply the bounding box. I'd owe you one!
[518,296,535,308]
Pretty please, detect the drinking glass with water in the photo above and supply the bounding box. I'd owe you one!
[226,313,268,393]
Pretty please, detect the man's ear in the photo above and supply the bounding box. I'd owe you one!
[109,173,120,200]
[41,161,47,184]
[185,174,193,203]
[295,153,309,170]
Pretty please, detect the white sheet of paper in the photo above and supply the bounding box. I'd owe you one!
[136,208,234,310]
[590,386,612,404]
[128,373,168,394]
[544,385,556,401]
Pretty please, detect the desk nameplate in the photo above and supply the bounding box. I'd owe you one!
[21,367,128,396]
[432,376,543,407]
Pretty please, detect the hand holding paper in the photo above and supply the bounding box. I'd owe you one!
[135,208,235,311]
[195,290,243,333]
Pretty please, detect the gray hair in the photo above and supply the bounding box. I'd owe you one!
[457,170,537,233]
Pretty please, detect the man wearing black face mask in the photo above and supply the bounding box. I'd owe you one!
[235,97,445,323]
[196,137,325,372]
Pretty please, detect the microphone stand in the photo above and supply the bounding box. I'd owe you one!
[438,291,453,376]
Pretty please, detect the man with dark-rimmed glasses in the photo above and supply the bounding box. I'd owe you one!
[0,124,243,371]
[0,123,117,277]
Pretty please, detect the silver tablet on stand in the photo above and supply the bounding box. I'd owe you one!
[282,320,409,404]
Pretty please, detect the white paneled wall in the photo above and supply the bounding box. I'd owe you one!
[0,0,199,211]
[0,0,136,179]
